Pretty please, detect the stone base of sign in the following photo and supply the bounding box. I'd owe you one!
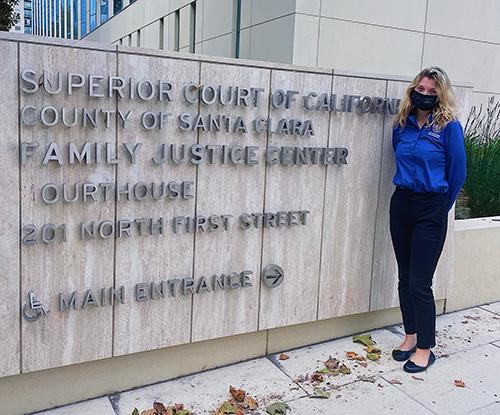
[446,217,500,313]
[0,302,444,415]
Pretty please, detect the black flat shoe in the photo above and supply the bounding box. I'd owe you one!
[391,345,417,362]
[403,351,436,373]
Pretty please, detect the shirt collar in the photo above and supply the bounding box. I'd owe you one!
[408,111,433,129]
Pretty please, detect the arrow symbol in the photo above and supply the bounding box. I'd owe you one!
[262,265,285,288]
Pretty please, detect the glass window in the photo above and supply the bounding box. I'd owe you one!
[66,0,71,38]
[113,0,122,15]
[55,0,60,37]
[100,0,108,23]
[73,0,78,38]
[90,0,96,30]
[52,0,56,36]
[44,0,47,35]
[81,0,87,36]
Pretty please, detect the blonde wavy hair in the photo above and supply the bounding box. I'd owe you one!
[394,66,458,130]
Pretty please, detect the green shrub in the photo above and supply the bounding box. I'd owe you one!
[461,97,500,218]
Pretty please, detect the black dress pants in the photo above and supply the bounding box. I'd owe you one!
[389,186,448,349]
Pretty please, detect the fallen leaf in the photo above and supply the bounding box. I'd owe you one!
[364,346,382,354]
[366,352,381,361]
[358,361,368,368]
[132,409,139,415]
[215,400,237,415]
[266,402,290,415]
[388,379,402,385]
[352,333,375,347]
[311,371,324,382]
[310,388,331,399]
[246,395,258,410]
[324,355,340,371]
[229,385,246,402]
[339,364,351,375]
[154,402,168,414]
[346,351,358,360]
[294,373,309,383]
[412,376,424,381]
[318,367,330,375]
[454,379,465,388]
[176,410,191,415]
[235,410,244,415]
[357,375,376,383]
[140,410,156,415]
[355,355,366,362]
[279,353,290,361]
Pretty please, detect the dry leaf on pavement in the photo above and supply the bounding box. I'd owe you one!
[388,379,402,385]
[311,372,324,383]
[246,395,258,410]
[324,355,340,371]
[339,363,351,375]
[454,379,465,388]
[364,346,382,354]
[266,401,290,415]
[352,333,375,347]
[310,388,331,399]
[279,353,290,361]
[366,352,381,361]
[154,402,168,414]
[214,400,237,415]
[229,385,246,402]
[411,376,424,381]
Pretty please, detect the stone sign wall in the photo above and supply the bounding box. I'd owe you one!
[0,33,471,377]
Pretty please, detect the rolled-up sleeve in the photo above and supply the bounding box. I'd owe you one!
[445,120,467,211]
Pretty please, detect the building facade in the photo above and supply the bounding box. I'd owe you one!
[8,0,28,34]
[29,0,127,39]
[81,0,500,110]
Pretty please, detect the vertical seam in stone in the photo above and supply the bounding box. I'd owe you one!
[111,45,119,357]
[248,0,252,57]
[368,80,389,312]
[315,69,334,321]
[17,40,22,374]
[256,68,272,331]
[315,0,323,67]
[420,0,430,69]
[265,329,269,355]
[189,60,201,343]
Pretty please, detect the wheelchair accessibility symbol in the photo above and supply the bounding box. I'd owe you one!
[22,292,49,321]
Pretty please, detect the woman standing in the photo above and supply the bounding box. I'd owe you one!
[390,66,466,373]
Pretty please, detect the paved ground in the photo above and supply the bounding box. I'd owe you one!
[33,302,500,415]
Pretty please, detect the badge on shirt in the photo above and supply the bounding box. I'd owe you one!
[428,130,441,139]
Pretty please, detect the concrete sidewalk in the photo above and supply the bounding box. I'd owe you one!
[32,302,500,415]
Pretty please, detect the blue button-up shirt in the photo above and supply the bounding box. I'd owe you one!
[392,113,467,211]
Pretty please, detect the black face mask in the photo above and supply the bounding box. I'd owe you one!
[411,90,438,111]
